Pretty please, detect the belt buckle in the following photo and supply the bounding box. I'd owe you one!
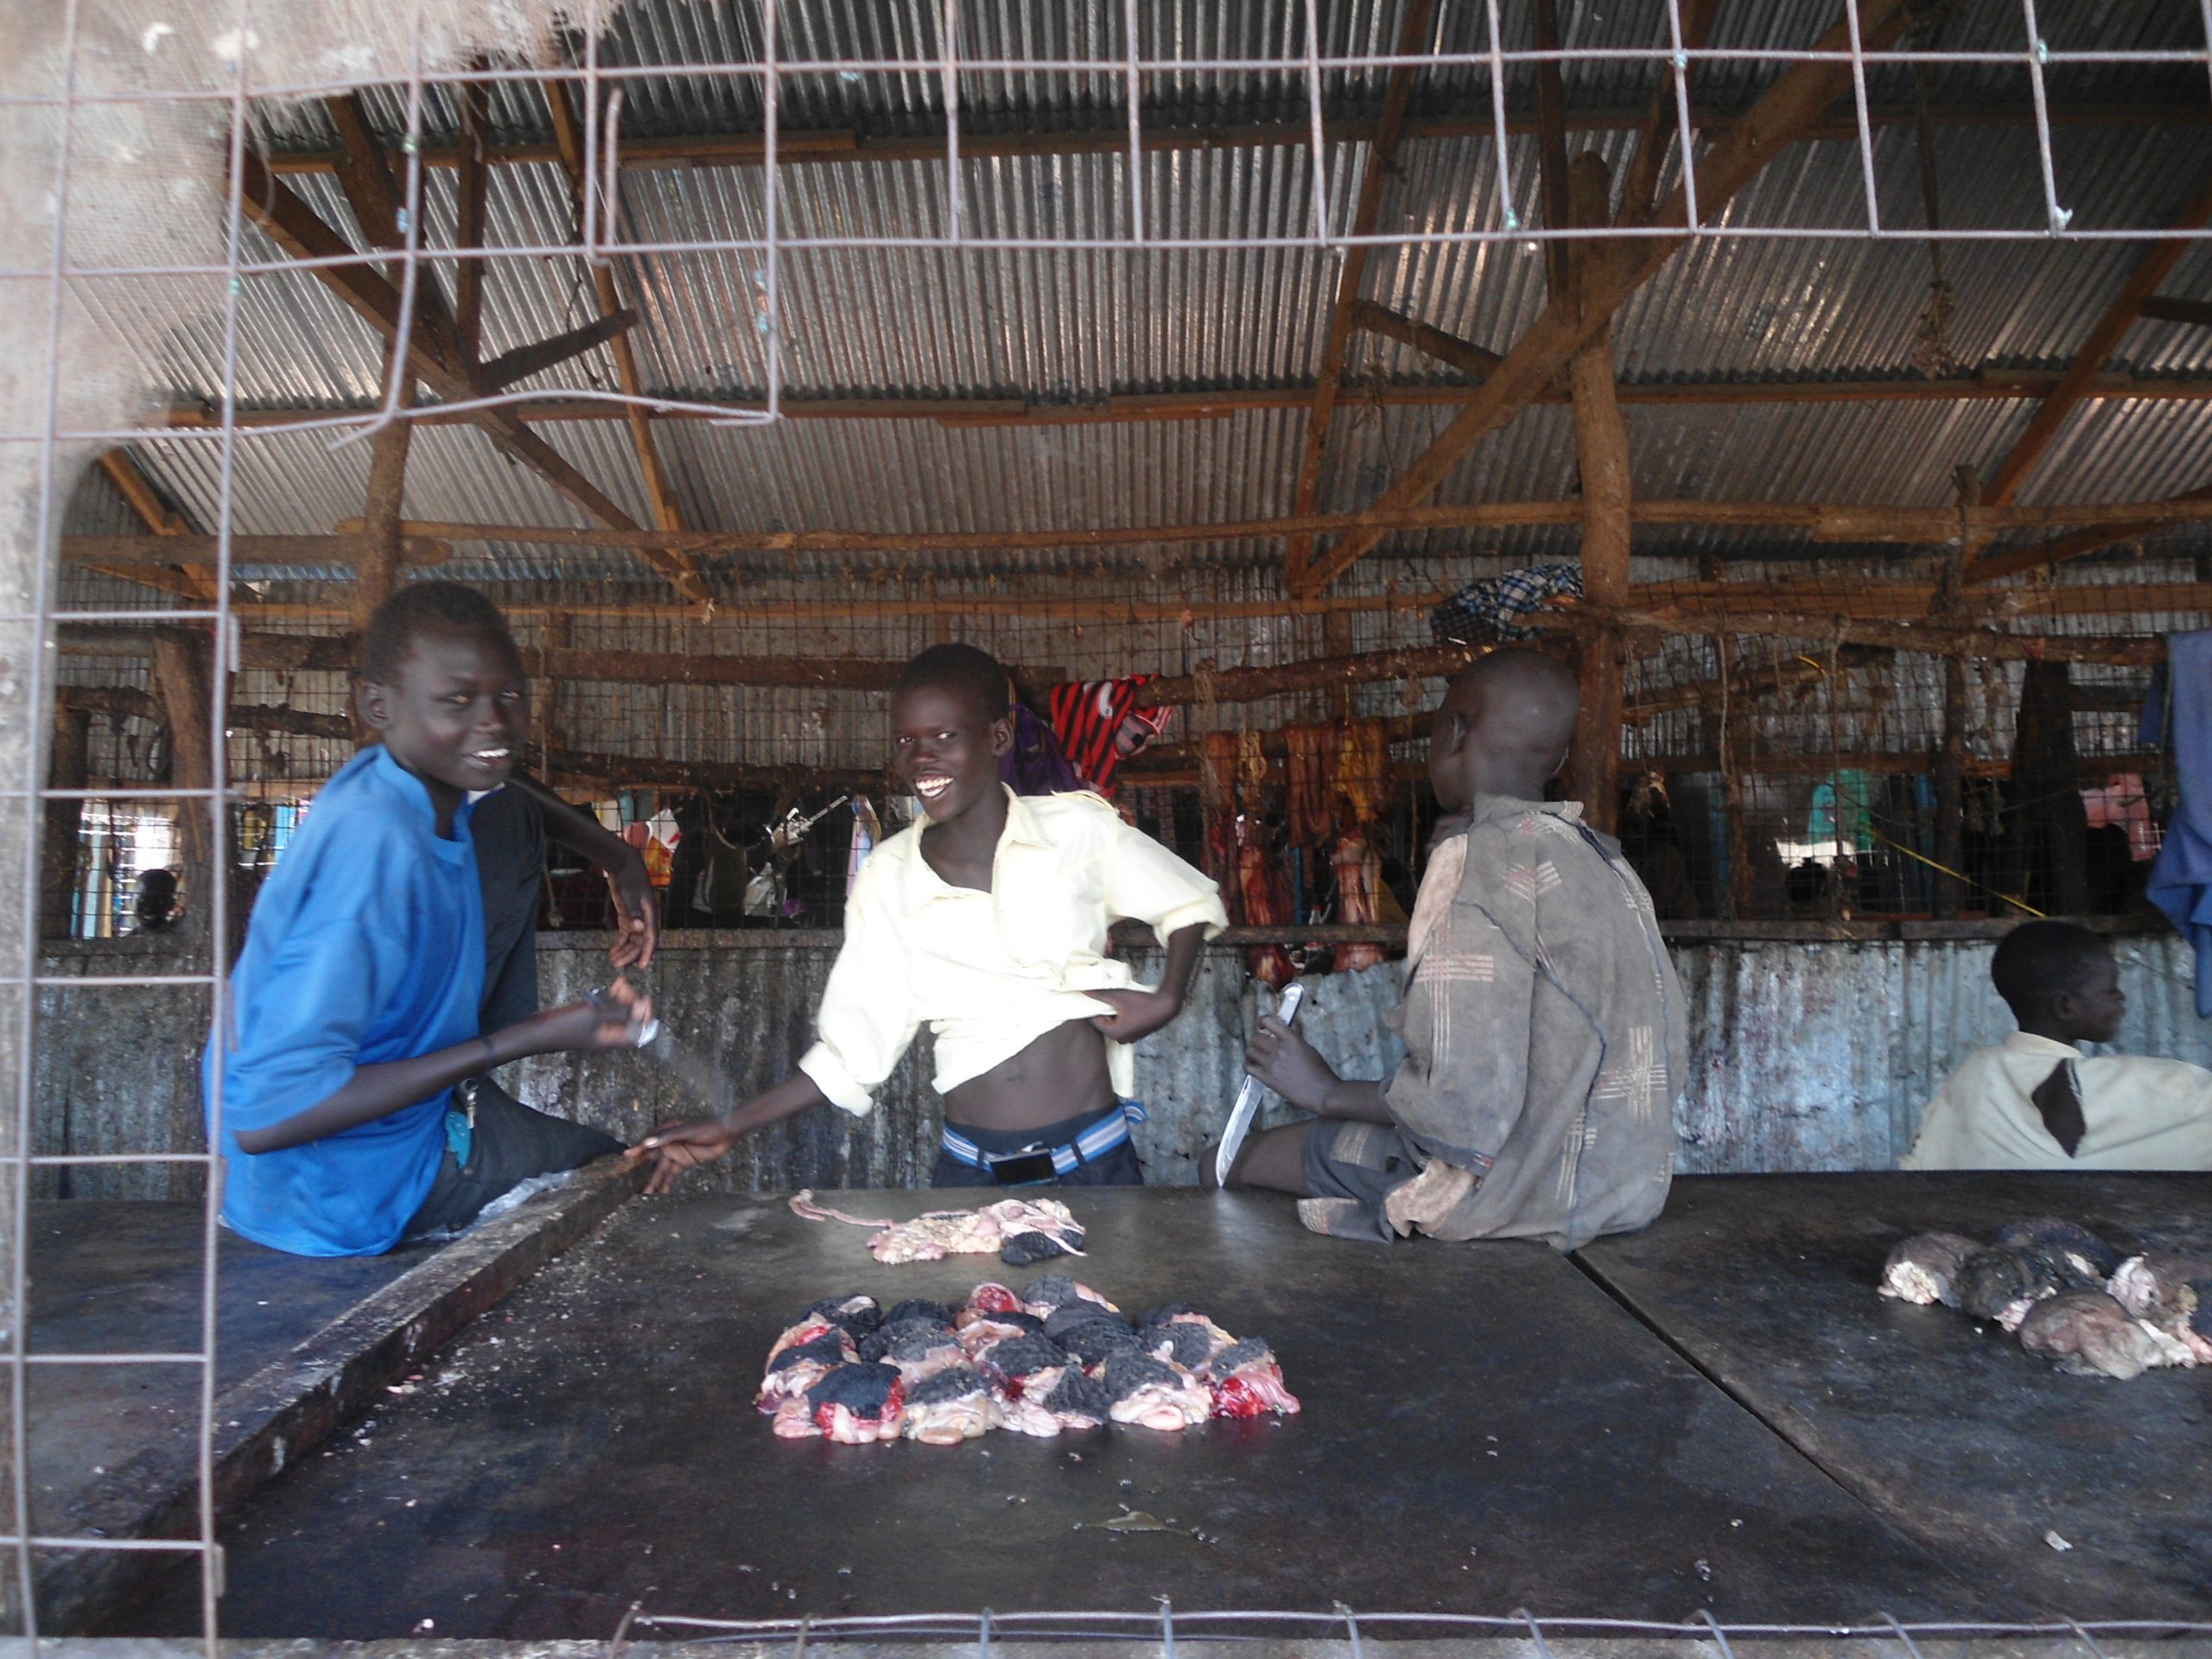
[984,1146,1059,1186]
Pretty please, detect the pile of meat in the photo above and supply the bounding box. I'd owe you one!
[1878,1216,2212,1381]
[758,1275,1300,1446]
[789,1190,1085,1266]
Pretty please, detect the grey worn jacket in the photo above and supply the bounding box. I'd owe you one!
[1365,794,1684,1250]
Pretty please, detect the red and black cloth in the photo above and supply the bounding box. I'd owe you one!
[1047,677,1173,795]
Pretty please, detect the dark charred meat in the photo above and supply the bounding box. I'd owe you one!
[978,1333,1067,1384]
[859,1316,957,1363]
[1020,1274,1120,1318]
[803,1362,907,1443]
[884,1300,957,1329]
[803,1294,881,1334]
[1958,1248,2060,1330]
[1058,1319,1144,1367]
[1040,1368,1112,1429]
[766,1330,848,1375]
[2016,1290,2194,1380]
[1044,1301,1123,1341]
[1143,1321,1222,1370]
[1878,1233,1980,1306]
[1205,1337,1302,1418]
[1987,1217,2120,1288]
[1001,1227,1079,1267]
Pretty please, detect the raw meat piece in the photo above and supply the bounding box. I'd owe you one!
[1205,1337,1302,1418]
[1332,831,1388,973]
[1019,1274,1119,1318]
[770,1394,821,1440]
[885,1299,956,1328]
[1236,842,1297,991]
[1039,1368,1113,1430]
[1000,1229,1076,1267]
[979,1334,1073,1437]
[902,1365,1001,1445]
[2016,1290,2196,1380]
[957,1283,1023,1324]
[1958,1249,2060,1331]
[859,1316,956,1363]
[791,1190,1085,1264]
[1099,1351,1213,1432]
[1988,1217,2121,1289]
[2107,1253,2212,1362]
[789,1191,894,1228]
[805,1363,907,1443]
[758,1330,854,1408]
[881,1328,969,1387]
[1878,1233,1980,1306]
[1143,1320,1228,1372]
[956,1313,1046,1358]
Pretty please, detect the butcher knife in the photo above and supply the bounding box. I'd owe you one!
[588,986,741,1118]
[1214,980,1304,1188]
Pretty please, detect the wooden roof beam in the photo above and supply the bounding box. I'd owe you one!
[1295,0,1916,596]
[1285,0,1438,583]
[89,451,218,601]
[1972,168,2212,515]
[232,149,712,604]
[2137,295,2212,329]
[254,99,2212,179]
[1620,0,1719,219]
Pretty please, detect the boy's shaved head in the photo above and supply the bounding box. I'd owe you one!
[894,642,1011,726]
[359,580,517,683]
[1991,920,2121,1037]
[1427,648,1580,810]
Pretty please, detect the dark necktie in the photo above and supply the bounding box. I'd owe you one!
[2031,1058,2087,1157]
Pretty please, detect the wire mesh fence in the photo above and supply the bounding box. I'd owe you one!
[6,0,2212,1646]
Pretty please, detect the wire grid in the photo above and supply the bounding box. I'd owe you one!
[620,1605,2212,1649]
[9,0,2212,1648]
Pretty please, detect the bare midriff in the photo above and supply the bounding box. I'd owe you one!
[942,1016,1116,1133]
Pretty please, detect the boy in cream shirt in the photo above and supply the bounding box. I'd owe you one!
[1903,920,2212,1171]
[633,645,1225,1189]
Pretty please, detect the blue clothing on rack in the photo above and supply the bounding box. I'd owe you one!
[204,746,487,1255]
[2148,630,2212,1019]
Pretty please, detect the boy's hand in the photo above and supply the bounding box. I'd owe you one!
[512,977,655,1056]
[604,851,659,969]
[1246,1015,1340,1113]
[1089,986,1183,1044]
[626,1118,739,1195]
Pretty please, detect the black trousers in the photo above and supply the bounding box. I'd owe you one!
[404,1075,622,1238]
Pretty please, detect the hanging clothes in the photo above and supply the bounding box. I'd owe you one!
[999,702,1086,796]
[2148,630,2212,1018]
[1048,677,1174,795]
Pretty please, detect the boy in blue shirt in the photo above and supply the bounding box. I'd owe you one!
[206,582,652,1256]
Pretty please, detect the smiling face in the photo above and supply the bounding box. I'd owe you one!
[892,682,1010,823]
[358,624,529,809]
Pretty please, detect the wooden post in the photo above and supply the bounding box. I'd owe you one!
[41,706,89,939]
[150,630,217,945]
[2013,660,2093,915]
[1563,152,1630,834]
[353,343,415,633]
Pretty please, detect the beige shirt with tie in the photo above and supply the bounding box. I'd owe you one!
[1901,1029,2212,1171]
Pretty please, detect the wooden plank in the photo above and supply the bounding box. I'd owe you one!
[480,309,638,392]
[255,99,2212,179]
[90,451,217,601]
[1963,481,2212,585]
[1285,0,1439,581]
[1297,0,1915,595]
[353,335,415,632]
[1563,152,1630,834]
[2137,293,2212,329]
[454,79,492,363]
[162,369,2212,431]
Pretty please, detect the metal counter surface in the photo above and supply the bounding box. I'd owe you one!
[1576,1172,2212,1624]
[124,1188,1980,1638]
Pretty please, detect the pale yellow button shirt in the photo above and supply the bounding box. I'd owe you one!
[1902,1029,2212,1170]
[798,788,1228,1116]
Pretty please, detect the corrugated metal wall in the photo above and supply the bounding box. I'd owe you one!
[37,931,2212,1203]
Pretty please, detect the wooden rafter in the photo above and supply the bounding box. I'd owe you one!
[1285,0,1438,582]
[1620,0,1719,219]
[480,309,639,392]
[234,149,712,604]
[1294,0,1916,596]
[454,77,492,363]
[89,451,216,601]
[67,490,2212,571]
[2138,295,2212,329]
[162,367,2212,432]
[1972,169,2212,515]
[257,99,2212,180]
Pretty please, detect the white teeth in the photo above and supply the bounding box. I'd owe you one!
[473,748,510,761]
[915,777,950,798]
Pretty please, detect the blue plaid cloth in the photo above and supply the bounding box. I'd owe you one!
[1429,563,1584,645]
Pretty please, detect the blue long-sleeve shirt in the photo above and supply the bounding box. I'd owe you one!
[204,747,486,1255]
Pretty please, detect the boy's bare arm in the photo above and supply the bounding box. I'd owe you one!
[1089,920,1208,1043]
[509,772,658,967]
[627,1071,830,1195]
[230,982,652,1154]
[1247,1016,1391,1122]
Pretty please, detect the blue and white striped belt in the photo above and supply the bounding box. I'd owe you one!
[939,1101,1148,1177]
